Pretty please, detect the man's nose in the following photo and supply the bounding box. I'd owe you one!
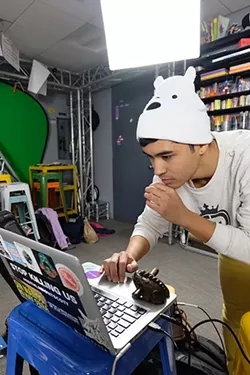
[153,159,167,176]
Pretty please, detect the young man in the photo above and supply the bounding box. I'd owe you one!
[101,66,250,372]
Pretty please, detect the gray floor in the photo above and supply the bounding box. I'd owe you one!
[0,220,223,374]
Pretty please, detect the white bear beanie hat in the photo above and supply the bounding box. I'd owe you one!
[136,66,213,145]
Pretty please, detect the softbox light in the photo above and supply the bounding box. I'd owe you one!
[100,0,201,70]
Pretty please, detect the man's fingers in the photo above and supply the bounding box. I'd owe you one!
[109,253,120,283]
[146,199,160,211]
[118,252,128,282]
[145,192,161,207]
[127,259,138,273]
[150,183,172,192]
[145,192,162,201]
[102,252,138,283]
[145,187,162,199]
[103,259,111,280]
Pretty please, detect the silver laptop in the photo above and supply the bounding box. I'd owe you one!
[0,228,176,355]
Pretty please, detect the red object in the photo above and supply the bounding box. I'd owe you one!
[90,222,110,237]
[238,38,250,48]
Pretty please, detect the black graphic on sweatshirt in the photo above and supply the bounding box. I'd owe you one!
[199,204,231,225]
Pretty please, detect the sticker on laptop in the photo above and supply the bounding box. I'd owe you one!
[14,242,42,275]
[33,251,61,283]
[82,262,101,280]
[85,271,101,279]
[78,309,107,347]
[3,241,25,265]
[0,235,13,260]
[14,278,48,311]
[56,264,84,296]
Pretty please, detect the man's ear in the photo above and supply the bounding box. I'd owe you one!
[199,144,209,155]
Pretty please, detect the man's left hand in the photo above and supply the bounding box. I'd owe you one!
[144,183,189,225]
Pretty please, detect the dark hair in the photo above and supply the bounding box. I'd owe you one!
[139,138,195,152]
[139,138,157,147]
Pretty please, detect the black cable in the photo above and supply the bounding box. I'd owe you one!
[189,319,250,365]
[148,322,178,350]
[160,313,192,368]
[178,302,226,358]
[197,306,226,356]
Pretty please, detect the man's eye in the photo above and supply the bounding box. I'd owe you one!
[162,155,172,160]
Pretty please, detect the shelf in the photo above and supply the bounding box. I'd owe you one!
[51,185,75,191]
[31,165,77,171]
[201,90,250,103]
[199,69,250,87]
[189,30,250,72]
[63,185,75,191]
[208,106,250,116]
[200,29,250,55]
[58,209,77,217]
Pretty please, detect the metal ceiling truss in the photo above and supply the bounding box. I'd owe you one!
[0,56,188,92]
[0,57,82,91]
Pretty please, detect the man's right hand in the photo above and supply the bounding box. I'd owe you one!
[99,251,138,283]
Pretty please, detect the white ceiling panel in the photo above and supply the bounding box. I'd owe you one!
[14,1,85,41]
[0,0,34,23]
[39,0,102,22]
[201,0,230,21]
[221,0,250,13]
[40,40,107,71]
[65,23,103,45]
[82,35,106,52]
[0,20,12,32]
[7,23,60,55]
[90,12,104,29]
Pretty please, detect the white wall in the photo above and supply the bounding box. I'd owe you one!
[93,88,114,218]
[36,92,70,164]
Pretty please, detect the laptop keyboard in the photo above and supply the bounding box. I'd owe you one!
[92,287,147,338]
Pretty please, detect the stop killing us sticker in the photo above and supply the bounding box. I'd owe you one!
[56,264,84,296]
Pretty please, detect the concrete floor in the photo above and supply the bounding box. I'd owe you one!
[0,220,223,374]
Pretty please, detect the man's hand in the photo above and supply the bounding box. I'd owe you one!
[99,251,138,283]
[145,183,216,243]
[144,183,189,226]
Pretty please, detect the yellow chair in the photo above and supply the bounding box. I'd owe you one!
[0,174,12,183]
[233,312,250,375]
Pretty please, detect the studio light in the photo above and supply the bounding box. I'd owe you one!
[100,0,201,70]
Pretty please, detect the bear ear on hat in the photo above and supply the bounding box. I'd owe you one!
[153,76,164,89]
[184,66,196,83]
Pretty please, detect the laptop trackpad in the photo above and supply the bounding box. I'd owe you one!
[82,262,136,299]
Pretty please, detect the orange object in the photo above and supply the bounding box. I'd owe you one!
[33,181,63,210]
[13,81,25,94]
[238,38,250,48]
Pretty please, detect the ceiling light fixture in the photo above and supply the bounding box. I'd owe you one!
[100,0,201,70]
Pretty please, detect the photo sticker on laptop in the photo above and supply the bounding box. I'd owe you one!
[33,251,62,284]
[2,241,25,265]
[0,235,13,260]
[14,242,42,275]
